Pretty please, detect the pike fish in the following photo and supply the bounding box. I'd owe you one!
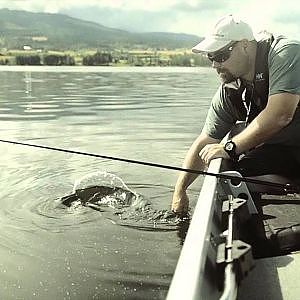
[61,185,138,209]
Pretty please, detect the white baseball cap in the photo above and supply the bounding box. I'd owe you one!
[192,15,255,53]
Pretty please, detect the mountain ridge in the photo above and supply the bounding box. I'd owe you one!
[0,8,201,50]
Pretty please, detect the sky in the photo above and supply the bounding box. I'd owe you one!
[0,0,299,38]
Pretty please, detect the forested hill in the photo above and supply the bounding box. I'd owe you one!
[0,8,201,50]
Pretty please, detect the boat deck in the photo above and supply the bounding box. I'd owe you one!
[167,154,300,299]
[238,191,300,299]
[238,251,300,299]
[245,191,300,257]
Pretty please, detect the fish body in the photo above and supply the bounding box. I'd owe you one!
[61,185,137,208]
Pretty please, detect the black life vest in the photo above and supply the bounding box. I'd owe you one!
[223,35,275,123]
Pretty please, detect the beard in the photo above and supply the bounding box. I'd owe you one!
[216,67,236,83]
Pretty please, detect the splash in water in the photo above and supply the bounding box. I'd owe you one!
[62,171,148,210]
[60,171,188,230]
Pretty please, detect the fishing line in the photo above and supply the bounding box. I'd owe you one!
[0,138,298,192]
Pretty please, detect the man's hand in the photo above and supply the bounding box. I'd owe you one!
[171,189,189,217]
[199,143,230,164]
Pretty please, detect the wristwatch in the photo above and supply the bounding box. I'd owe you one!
[224,140,239,161]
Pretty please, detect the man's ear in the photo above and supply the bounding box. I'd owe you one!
[241,39,249,50]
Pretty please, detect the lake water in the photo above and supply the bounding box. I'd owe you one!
[0,66,218,300]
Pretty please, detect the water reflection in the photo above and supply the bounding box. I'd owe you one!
[0,67,217,299]
[24,71,32,95]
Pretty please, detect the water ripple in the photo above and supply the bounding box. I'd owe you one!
[0,67,216,299]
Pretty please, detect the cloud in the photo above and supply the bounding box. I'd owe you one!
[59,1,232,35]
[0,0,299,37]
[60,6,179,33]
[0,0,180,12]
[172,0,227,12]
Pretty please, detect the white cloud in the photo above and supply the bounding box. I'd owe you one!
[165,0,300,38]
[0,0,299,37]
[0,0,179,12]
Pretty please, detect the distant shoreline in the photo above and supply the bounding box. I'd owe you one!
[0,65,210,73]
[0,49,211,67]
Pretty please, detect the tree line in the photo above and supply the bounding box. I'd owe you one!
[2,51,211,67]
[15,54,75,66]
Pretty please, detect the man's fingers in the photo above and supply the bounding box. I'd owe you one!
[171,192,189,217]
[199,143,229,163]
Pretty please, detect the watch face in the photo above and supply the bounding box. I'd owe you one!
[225,142,234,151]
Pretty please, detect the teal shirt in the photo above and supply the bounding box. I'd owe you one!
[203,36,300,146]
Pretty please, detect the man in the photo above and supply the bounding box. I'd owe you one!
[172,14,300,216]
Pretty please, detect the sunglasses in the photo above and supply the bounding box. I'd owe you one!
[207,42,238,63]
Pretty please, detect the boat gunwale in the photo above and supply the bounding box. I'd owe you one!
[167,157,223,300]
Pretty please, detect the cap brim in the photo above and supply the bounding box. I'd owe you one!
[192,37,232,54]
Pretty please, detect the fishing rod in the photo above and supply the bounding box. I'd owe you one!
[0,138,298,192]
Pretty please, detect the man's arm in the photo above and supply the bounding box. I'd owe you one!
[172,133,220,215]
[233,93,300,154]
[199,93,300,164]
